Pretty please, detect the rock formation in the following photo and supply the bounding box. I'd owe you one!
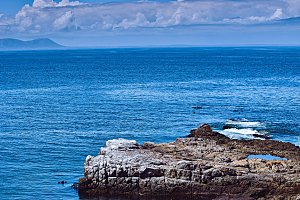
[77,124,300,199]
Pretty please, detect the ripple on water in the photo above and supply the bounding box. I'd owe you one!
[0,48,299,199]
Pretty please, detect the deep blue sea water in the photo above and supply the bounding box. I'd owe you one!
[0,47,299,199]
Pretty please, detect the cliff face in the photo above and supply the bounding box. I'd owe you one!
[78,125,300,199]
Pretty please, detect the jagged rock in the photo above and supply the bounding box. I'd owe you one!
[58,181,67,184]
[78,124,300,199]
[223,125,234,130]
[189,124,213,136]
[252,133,272,139]
[192,106,202,109]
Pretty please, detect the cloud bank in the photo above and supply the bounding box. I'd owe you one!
[1,0,300,34]
[32,0,84,8]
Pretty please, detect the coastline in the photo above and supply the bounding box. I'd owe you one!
[76,124,300,199]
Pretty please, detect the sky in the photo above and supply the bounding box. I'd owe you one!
[0,0,299,47]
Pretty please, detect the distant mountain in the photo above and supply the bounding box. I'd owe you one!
[0,38,63,50]
[276,17,300,24]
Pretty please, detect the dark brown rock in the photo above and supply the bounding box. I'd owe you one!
[222,125,234,130]
[189,124,213,137]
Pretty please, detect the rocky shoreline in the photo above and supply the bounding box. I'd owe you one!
[77,124,300,199]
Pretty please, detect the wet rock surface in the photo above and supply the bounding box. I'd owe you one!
[78,125,300,199]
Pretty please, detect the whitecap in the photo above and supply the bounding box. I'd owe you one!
[220,128,267,140]
[223,128,264,135]
[219,130,255,140]
[225,119,264,128]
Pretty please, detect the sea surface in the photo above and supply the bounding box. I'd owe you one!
[0,47,299,199]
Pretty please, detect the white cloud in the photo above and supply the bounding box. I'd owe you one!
[0,12,13,27]
[0,13,4,26]
[1,0,300,34]
[271,8,284,20]
[33,0,84,8]
[285,0,300,16]
[53,11,77,30]
[225,8,284,24]
[33,0,56,8]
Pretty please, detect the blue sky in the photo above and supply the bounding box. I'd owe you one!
[0,1,31,15]
[0,0,299,47]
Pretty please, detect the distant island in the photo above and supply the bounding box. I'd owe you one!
[277,16,300,23]
[0,38,63,50]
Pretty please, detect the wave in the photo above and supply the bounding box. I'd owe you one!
[220,128,268,140]
[220,130,255,140]
[223,128,264,135]
[225,119,264,128]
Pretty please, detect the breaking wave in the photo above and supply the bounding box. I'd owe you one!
[225,119,264,128]
[219,118,270,140]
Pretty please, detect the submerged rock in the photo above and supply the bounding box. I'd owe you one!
[192,106,202,109]
[252,133,272,139]
[78,124,300,199]
[222,125,234,130]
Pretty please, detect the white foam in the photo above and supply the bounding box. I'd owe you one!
[223,128,264,135]
[219,130,255,140]
[225,119,264,128]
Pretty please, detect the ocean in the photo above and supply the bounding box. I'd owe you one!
[0,47,299,199]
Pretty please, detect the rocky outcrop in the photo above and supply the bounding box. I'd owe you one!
[78,124,300,199]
